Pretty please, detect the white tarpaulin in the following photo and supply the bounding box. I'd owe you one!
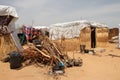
[0,5,18,25]
[49,20,108,40]
[0,5,23,52]
[0,5,18,18]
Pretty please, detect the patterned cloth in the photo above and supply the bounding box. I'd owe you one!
[22,26,42,41]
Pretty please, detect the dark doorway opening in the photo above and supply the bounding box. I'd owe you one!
[91,27,96,48]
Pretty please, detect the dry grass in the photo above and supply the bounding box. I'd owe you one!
[0,35,17,60]
[54,27,109,51]
[96,27,109,47]
[79,27,91,48]
[79,27,109,48]
[53,37,80,51]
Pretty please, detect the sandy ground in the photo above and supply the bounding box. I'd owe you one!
[0,43,120,80]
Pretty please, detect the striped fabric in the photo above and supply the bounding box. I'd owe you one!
[22,26,41,41]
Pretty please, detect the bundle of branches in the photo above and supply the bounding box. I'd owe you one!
[23,46,51,65]
[22,36,68,66]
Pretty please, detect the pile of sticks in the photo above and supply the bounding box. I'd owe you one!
[22,36,67,66]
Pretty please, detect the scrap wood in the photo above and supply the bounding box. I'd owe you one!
[43,36,63,55]
[23,48,51,65]
[31,46,51,58]
[32,46,63,65]
[52,42,63,55]
[42,40,61,60]
[23,47,50,60]
[22,46,64,66]
[42,37,65,60]
[22,35,69,67]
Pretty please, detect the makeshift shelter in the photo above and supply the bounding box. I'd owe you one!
[80,23,109,48]
[0,5,22,57]
[49,20,109,49]
[49,20,90,40]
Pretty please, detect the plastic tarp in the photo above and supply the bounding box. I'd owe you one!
[0,5,18,18]
[49,20,108,40]
[0,5,18,25]
[32,26,48,29]
[0,5,23,52]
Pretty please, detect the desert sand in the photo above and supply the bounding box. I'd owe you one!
[0,43,120,80]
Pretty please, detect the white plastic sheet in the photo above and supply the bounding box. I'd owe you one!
[0,5,18,18]
[49,20,108,40]
[0,5,23,52]
[0,5,18,25]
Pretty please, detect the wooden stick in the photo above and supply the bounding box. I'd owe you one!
[31,46,51,58]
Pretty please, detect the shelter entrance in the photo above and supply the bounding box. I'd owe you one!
[91,27,96,48]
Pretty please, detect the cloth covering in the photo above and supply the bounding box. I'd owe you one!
[22,26,42,41]
[49,20,108,40]
[0,5,18,18]
[0,5,18,25]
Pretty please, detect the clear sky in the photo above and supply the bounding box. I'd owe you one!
[1,0,120,27]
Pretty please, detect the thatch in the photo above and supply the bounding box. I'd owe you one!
[53,38,82,52]
[0,34,18,60]
[79,26,91,49]
[48,21,109,51]
[53,26,109,51]
[79,26,109,48]
[96,27,109,47]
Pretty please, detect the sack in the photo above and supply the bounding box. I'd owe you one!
[9,51,23,69]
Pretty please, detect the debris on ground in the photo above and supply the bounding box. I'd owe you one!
[108,54,120,58]
[1,35,83,78]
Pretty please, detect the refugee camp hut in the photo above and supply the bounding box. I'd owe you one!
[80,22,109,48]
[49,20,91,51]
[79,26,91,48]
[49,21,109,51]
[109,28,119,40]
[49,20,90,40]
[0,5,22,58]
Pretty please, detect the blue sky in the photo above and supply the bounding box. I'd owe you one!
[0,0,120,27]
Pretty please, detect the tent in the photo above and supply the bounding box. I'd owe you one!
[0,5,18,25]
[0,5,22,56]
[49,20,109,48]
[49,20,90,40]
